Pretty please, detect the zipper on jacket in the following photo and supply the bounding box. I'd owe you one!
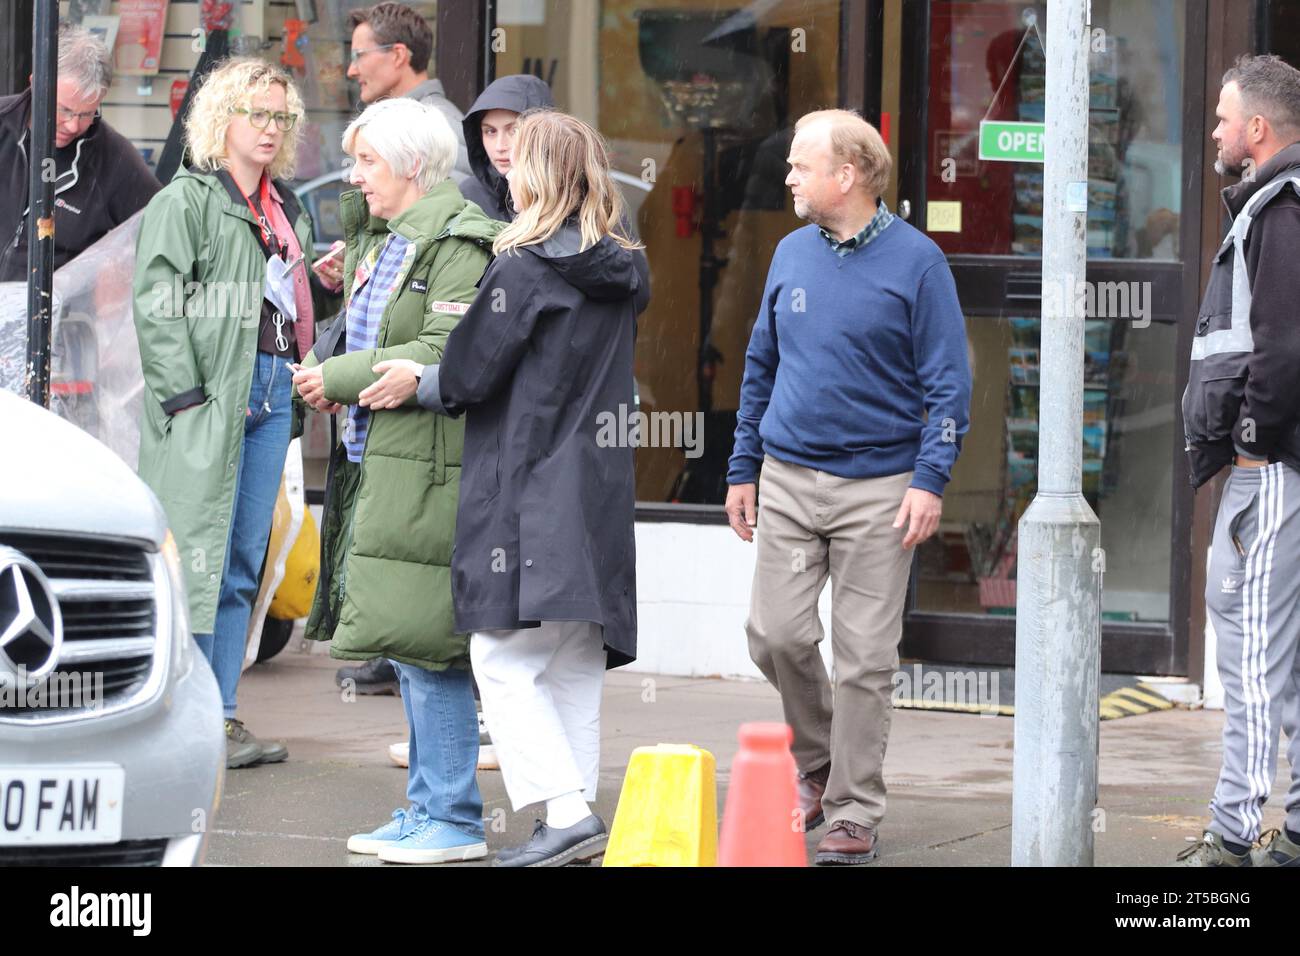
[334,235,425,614]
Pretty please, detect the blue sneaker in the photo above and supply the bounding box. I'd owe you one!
[377,817,487,865]
[346,808,423,855]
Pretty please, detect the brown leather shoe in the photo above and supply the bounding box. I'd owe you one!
[795,762,830,831]
[815,820,879,865]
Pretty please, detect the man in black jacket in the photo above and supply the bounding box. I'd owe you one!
[1176,54,1300,868]
[0,25,159,282]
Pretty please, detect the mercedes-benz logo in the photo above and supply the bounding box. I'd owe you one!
[0,546,63,684]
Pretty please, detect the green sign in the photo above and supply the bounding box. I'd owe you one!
[978,120,1046,163]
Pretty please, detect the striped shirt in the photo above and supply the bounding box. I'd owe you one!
[344,233,410,463]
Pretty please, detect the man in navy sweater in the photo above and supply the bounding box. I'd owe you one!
[725,109,972,865]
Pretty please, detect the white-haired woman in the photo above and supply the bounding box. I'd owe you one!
[291,97,501,864]
[133,57,330,770]
[367,109,648,866]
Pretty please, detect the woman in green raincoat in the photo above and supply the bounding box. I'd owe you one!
[132,58,332,769]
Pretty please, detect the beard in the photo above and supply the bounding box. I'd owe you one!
[1215,136,1249,177]
[792,196,816,222]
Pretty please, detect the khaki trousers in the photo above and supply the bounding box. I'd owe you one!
[745,454,913,830]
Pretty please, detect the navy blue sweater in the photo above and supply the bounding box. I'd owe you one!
[727,219,971,496]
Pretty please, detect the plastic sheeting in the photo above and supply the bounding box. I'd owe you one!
[0,212,146,468]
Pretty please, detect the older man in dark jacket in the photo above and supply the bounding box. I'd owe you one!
[1176,54,1300,869]
[0,25,159,282]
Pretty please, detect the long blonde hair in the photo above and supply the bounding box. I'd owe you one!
[185,57,305,181]
[494,109,642,256]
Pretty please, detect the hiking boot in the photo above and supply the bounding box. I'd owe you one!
[1251,828,1300,867]
[815,820,879,865]
[1174,830,1252,867]
[225,718,287,767]
[335,658,399,695]
[795,762,830,831]
[225,718,261,769]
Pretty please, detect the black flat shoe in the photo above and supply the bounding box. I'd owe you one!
[492,815,608,867]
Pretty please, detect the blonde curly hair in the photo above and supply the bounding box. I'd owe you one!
[184,57,305,181]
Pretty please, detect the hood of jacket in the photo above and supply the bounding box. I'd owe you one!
[341,178,499,248]
[526,222,642,301]
[1223,140,1300,217]
[462,75,555,217]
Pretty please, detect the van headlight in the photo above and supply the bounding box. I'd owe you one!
[160,530,194,680]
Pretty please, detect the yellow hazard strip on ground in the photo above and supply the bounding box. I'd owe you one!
[1114,686,1175,709]
[1098,683,1175,720]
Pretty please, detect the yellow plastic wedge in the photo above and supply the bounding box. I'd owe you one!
[603,744,718,867]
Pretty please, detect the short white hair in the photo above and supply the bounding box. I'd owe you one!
[342,98,457,193]
[58,24,113,100]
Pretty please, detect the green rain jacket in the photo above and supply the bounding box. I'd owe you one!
[132,167,324,634]
[301,181,500,670]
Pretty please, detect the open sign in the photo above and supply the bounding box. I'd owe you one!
[978,121,1047,163]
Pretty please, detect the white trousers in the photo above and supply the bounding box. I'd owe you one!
[470,620,607,811]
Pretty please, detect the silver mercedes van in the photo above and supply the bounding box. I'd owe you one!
[0,389,223,865]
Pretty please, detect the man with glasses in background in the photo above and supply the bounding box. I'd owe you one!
[0,24,159,282]
[345,2,470,184]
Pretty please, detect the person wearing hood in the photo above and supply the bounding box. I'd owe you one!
[359,109,648,866]
[0,25,159,282]
[461,76,651,312]
[458,74,555,220]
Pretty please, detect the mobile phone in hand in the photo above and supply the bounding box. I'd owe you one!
[312,242,344,271]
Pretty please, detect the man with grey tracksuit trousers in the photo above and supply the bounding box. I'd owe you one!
[1178,54,1300,867]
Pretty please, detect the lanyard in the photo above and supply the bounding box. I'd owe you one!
[235,173,284,257]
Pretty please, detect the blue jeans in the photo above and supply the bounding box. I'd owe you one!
[193,352,293,719]
[396,661,484,837]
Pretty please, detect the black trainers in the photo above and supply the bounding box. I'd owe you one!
[492,815,608,867]
[335,658,400,695]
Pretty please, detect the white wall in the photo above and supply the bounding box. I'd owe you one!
[629,520,834,679]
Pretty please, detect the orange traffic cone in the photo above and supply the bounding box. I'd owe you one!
[718,722,807,867]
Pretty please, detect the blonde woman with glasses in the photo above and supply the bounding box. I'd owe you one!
[133,58,334,769]
[365,108,649,865]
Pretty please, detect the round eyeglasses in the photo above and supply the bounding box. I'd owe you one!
[231,107,299,132]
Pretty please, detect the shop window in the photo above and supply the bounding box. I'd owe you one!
[913,313,1177,624]
[925,0,1184,260]
[494,0,843,505]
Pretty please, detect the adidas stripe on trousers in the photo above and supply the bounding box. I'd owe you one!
[1206,461,1300,844]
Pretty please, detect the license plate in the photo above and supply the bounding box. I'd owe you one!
[0,766,124,845]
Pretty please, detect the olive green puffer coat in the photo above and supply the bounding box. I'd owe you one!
[301,180,500,670]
